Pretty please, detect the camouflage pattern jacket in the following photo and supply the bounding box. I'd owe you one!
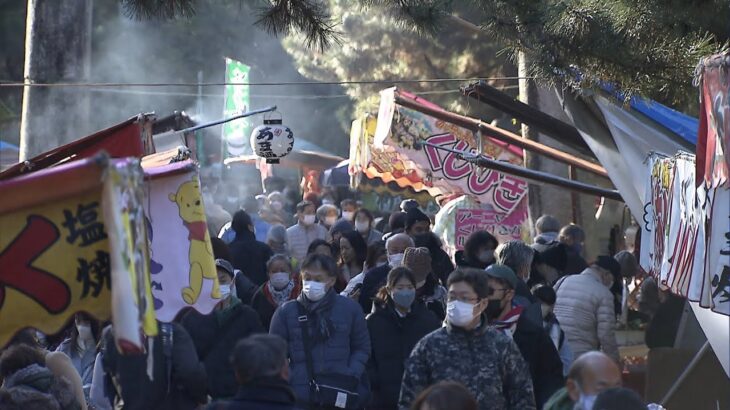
[398,316,536,410]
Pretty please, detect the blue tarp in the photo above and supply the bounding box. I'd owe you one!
[600,84,698,146]
[0,141,19,151]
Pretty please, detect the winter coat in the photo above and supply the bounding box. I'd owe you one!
[364,228,384,245]
[269,290,371,407]
[563,247,588,275]
[553,267,619,362]
[180,298,265,399]
[229,233,274,286]
[359,263,391,313]
[398,316,536,410]
[285,223,328,264]
[100,322,207,410]
[205,377,296,410]
[366,300,441,410]
[416,275,447,321]
[0,364,81,410]
[645,293,685,349]
[430,247,455,287]
[511,311,565,408]
[251,280,302,330]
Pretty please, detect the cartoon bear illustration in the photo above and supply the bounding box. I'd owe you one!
[169,176,220,304]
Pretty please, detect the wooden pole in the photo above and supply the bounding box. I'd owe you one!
[394,94,610,178]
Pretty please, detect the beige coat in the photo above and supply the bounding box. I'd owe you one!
[553,267,619,362]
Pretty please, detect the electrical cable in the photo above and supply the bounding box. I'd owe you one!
[0,76,536,88]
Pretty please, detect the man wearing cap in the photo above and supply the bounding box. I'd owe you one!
[404,247,447,320]
[485,265,565,408]
[553,256,621,363]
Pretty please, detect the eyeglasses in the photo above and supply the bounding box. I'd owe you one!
[447,295,479,303]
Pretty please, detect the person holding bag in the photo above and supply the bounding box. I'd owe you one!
[270,253,371,409]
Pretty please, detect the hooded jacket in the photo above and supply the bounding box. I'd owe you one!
[398,316,536,410]
[0,364,81,410]
[366,300,441,410]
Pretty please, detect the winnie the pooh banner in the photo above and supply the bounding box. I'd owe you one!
[0,156,156,349]
[143,160,220,322]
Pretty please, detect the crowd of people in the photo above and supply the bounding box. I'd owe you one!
[0,188,670,410]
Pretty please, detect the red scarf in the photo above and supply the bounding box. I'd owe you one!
[184,221,208,241]
[493,303,524,337]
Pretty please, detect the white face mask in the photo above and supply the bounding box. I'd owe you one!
[447,300,477,327]
[355,220,370,233]
[342,211,355,221]
[270,272,291,290]
[302,214,316,226]
[303,280,327,301]
[219,283,232,299]
[77,324,93,341]
[576,389,597,410]
[325,216,337,226]
[388,253,404,267]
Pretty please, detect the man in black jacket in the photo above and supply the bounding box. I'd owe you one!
[181,263,265,400]
[485,264,565,408]
[210,334,296,410]
[228,210,273,286]
[101,322,208,410]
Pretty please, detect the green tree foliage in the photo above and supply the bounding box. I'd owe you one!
[128,0,728,112]
[281,1,513,117]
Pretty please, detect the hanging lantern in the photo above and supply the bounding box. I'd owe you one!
[250,113,294,164]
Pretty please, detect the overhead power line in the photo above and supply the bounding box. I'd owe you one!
[0,76,536,89]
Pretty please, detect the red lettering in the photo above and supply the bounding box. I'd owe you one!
[468,168,502,195]
[493,176,528,213]
[424,133,456,172]
[0,215,72,313]
[442,140,472,180]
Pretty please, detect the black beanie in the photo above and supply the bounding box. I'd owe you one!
[405,207,429,230]
[540,243,568,272]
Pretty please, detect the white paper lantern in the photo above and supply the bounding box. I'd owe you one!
[250,117,294,164]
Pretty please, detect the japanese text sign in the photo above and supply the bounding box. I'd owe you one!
[455,206,527,250]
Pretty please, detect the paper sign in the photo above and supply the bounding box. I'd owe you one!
[454,204,528,250]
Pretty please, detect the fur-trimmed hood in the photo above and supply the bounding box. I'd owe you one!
[0,364,80,410]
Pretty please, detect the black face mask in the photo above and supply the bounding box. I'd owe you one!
[485,298,503,321]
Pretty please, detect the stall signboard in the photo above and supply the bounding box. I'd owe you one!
[142,160,221,322]
[374,88,528,216]
[454,204,528,250]
[641,153,730,315]
[222,58,252,157]
[0,157,157,350]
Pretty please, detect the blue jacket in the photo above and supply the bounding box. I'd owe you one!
[269,290,371,406]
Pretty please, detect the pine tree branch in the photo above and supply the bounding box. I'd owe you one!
[120,0,197,20]
[255,0,341,50]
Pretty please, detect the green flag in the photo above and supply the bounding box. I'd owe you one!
[222,58,251,156]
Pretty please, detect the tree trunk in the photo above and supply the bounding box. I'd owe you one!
[518,51,542,232]
[19,0,92,160]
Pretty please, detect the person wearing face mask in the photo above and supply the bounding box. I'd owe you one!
[317,203,340,232]
[269,253,371,409]
[286,201,328,265]
[456,230,499,270]
[558,224,588,275]
[399,268,536,410]
[339,198,359,224]
[543,351,622,410]
[180,258,265,400]
[354,209,383,245]
[403,246,447,321]
[251,255,301,330]
[365,267,441,410]
[484,265,565,408]
[404,207,431,238]
[553,256,621,364]
[359,233,414,314]
[342,240,387,299]
[56,313,101,403]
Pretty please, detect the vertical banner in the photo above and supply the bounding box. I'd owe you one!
[222,58,251,157]
[143,160,221,322]
[0,157,156,350]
